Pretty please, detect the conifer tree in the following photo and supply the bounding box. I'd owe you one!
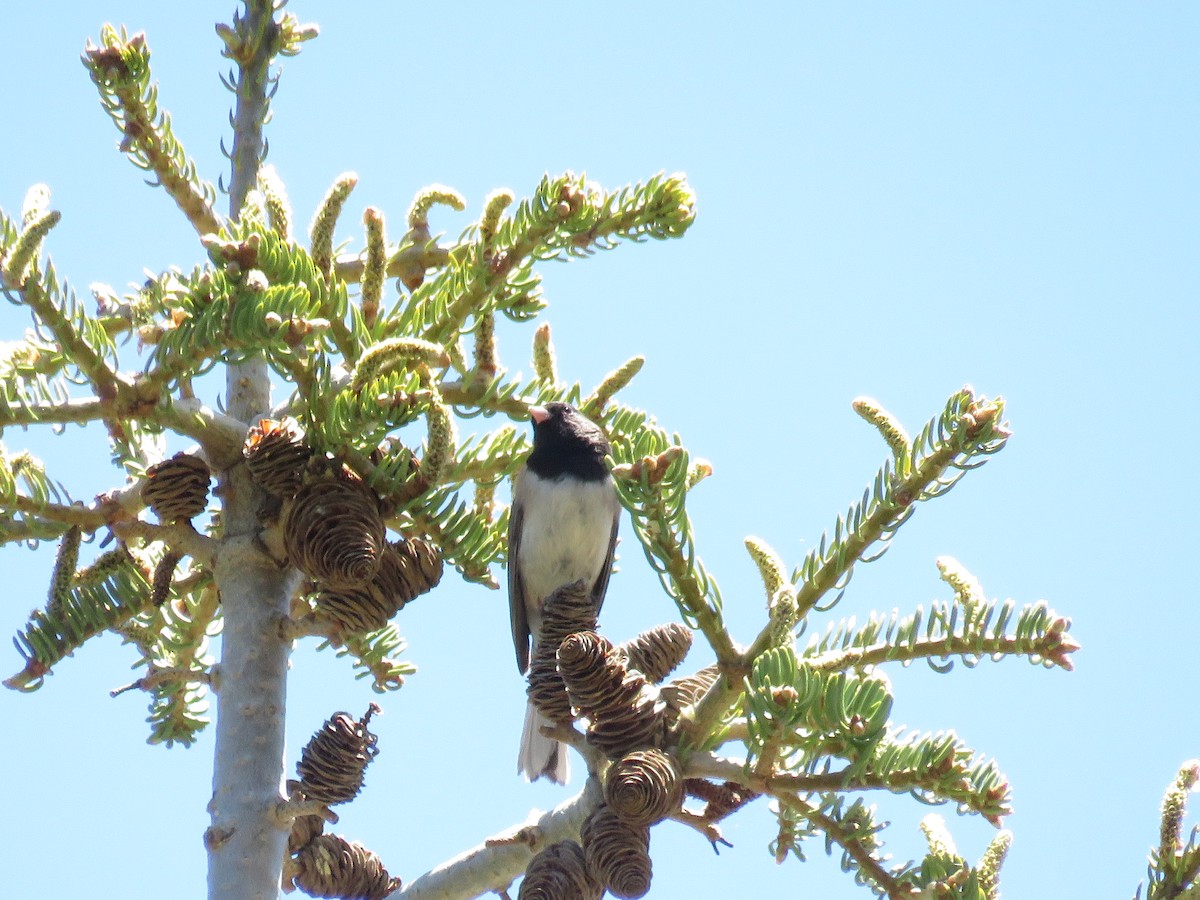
[1,4,1191,899]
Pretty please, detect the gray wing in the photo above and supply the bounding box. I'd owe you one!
[589,484,621,616]
[508,483,531,674]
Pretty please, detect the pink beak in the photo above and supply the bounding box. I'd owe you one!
[528,405,550,424]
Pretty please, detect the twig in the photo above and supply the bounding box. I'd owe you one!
[15,279,121,405]
[111,519,218,565]
[111,665,212,697]
[668,809,731,851]
[808,631,1077,673]
[0,397,107,428]
[333,243,451,286]
[777,793,916,898]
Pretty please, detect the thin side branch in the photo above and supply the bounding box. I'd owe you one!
[112,519,217,565]
[333,240,452,285]
[809,631,1075,673]
[0,397,106,428]
[14,280,121,405]
[777,793,915,899]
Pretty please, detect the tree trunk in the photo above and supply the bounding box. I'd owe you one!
[206,2,289,897]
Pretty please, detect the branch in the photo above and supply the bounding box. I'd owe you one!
[611,435,734,668]
[111,664,212,697]
[808,624,1078,674]
[395,779,601,899]
[156,397,249,470]
[439,378,535,418]
[801,568,1080,675]
[777,793,916,899]
[5,495,110,531]
[403,172,695,347]
[7,269,121,406]
[225,8,272,215]
[83,28,222,236]
[684,750,949,798]
[3,470,151,542]
[0,396,106,428]
[112,519,217,566]
[5,547,155,691]
[0,369,244,473]
[677,392,1011,754]
[333,242,452,286]
[0,516,71,543]
[788,389,1009,628]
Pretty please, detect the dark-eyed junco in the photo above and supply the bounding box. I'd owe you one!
[509,402,620,783]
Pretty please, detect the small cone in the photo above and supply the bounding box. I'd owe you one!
[296,706,380,806]
[244,416,312,499]
[141,453,210,523]
[284,477,386,589]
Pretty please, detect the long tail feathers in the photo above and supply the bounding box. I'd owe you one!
[518,701,569,784]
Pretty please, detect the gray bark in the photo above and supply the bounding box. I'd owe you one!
[206,2,289,897]
[395,780,601,899]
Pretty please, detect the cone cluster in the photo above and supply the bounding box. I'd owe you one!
[516,589,705,899]
[141,453,211,523]
[525,580,601,724]
[529,609,695,745]
[246,419,442,638]
[286,706,399,899]
[522,784,671,899]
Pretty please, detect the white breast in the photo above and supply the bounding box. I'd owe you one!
[516,473,617,606]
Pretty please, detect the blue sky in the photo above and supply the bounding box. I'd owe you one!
[2,3,1197,897]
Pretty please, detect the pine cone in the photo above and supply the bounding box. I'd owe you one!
[684,778,759,823]
[581,804,652,900]
[292,834,398,900]
[660,663,721,727]
[617,622,693,683]
[518,840,602,900]
[141,453,210,523]
[556,631,619,719]
[604,749,684,827]
[284,477,386,589]
[296,706,380,806]
[382,536,443,603]
[585,686,666,759]
[150,550,184,607]
[244,416,312,499]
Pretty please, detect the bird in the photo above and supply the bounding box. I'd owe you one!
[508,401,620,783]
